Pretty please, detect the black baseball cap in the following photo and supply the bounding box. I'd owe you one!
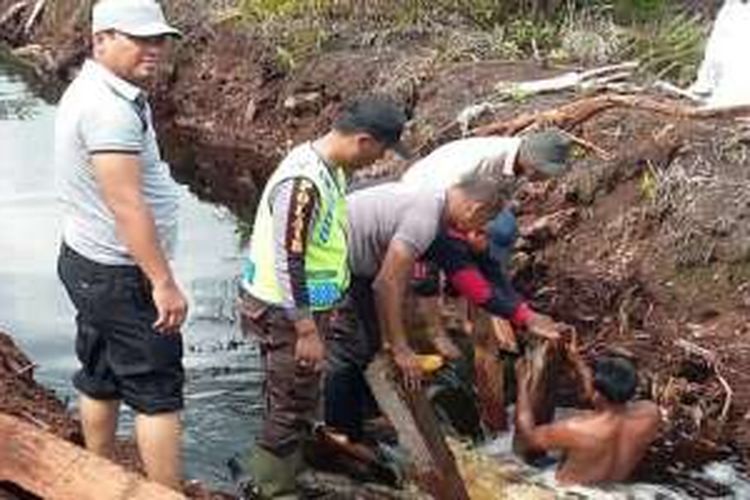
[334,95,411,159]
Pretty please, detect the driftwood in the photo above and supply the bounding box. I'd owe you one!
[473,94,750,136]
[0,413,186,500]
[365,355,470,500]
[495,62,638,98]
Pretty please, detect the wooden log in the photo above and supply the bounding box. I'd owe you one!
[472,310,508,433]
[0,413,186,500]
[365,355,470,500]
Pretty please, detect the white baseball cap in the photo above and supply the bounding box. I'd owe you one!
[92,0,182,38]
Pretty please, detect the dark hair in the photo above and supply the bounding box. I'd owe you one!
[453,174,508,213]
[332,95,407,146]
[593,356,638,404]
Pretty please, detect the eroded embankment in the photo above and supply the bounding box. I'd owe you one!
[2,0,750,491]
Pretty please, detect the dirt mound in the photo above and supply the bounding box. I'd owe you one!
[0,331,80,498]
[0,332,79,440]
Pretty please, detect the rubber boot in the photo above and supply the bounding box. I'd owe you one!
[246,446,304,500]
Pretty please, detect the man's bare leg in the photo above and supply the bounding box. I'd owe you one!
[79,394,120,458]
[135,411,182,491]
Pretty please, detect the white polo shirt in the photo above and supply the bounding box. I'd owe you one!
[55,59,179,265]
[400,136,522,191]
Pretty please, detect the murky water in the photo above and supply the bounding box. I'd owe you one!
[0,56,261,491]
[3,55,750,498]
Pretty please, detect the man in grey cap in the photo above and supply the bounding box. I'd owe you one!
[55,0,184,490]
[401,129,571,190]
[402,130,572,357]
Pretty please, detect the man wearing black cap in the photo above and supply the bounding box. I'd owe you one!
[238,95,408,498]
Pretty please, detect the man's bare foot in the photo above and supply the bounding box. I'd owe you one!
[432,334,462,360]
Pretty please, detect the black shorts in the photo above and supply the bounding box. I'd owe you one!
[57,243,184,414]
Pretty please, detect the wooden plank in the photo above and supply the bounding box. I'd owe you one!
[0,413,186,500]
[365,355,470,500]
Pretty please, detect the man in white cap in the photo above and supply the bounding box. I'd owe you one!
[55,0,184,491]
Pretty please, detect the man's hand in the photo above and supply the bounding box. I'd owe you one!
[152,279,188,334]
[294,318,324,372]
[391,343,422,391]
[525,312,561,341]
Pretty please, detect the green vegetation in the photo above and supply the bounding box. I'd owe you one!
[232,0,709,85]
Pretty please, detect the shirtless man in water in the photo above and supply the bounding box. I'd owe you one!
[514,338,661,486]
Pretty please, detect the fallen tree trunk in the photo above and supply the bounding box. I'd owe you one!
[365,355,470,500]
[0,413,186,500]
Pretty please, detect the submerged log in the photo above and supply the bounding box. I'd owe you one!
[365,355,470,500]
[0,413,185,500]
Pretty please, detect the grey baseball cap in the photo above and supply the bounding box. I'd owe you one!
[92,0,182,38]
[518,129,572,177]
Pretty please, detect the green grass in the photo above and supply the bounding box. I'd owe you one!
[232,0,708,84]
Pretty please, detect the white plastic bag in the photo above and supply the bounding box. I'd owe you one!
[690,0,750,108]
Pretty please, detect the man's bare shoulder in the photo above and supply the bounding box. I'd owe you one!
[626,400,661,421]
[627,400,659,413]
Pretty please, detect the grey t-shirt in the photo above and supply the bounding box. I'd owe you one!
[55,60,179,265]
[346,182,445,278]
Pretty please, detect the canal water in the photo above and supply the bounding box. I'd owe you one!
[0,55,262,490]
[3,54,750,498]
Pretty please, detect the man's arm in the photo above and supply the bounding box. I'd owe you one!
[92,152,186,333]
[373,240,422,389]
[269,178,324,372]
[515,358,576,453]
[429,234,540,329]
[564,332,595,404]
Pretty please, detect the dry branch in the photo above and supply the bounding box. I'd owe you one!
[495,62,638,98]
[473,94,750,137]
[0,1,27,32]
[23,0,45,36]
